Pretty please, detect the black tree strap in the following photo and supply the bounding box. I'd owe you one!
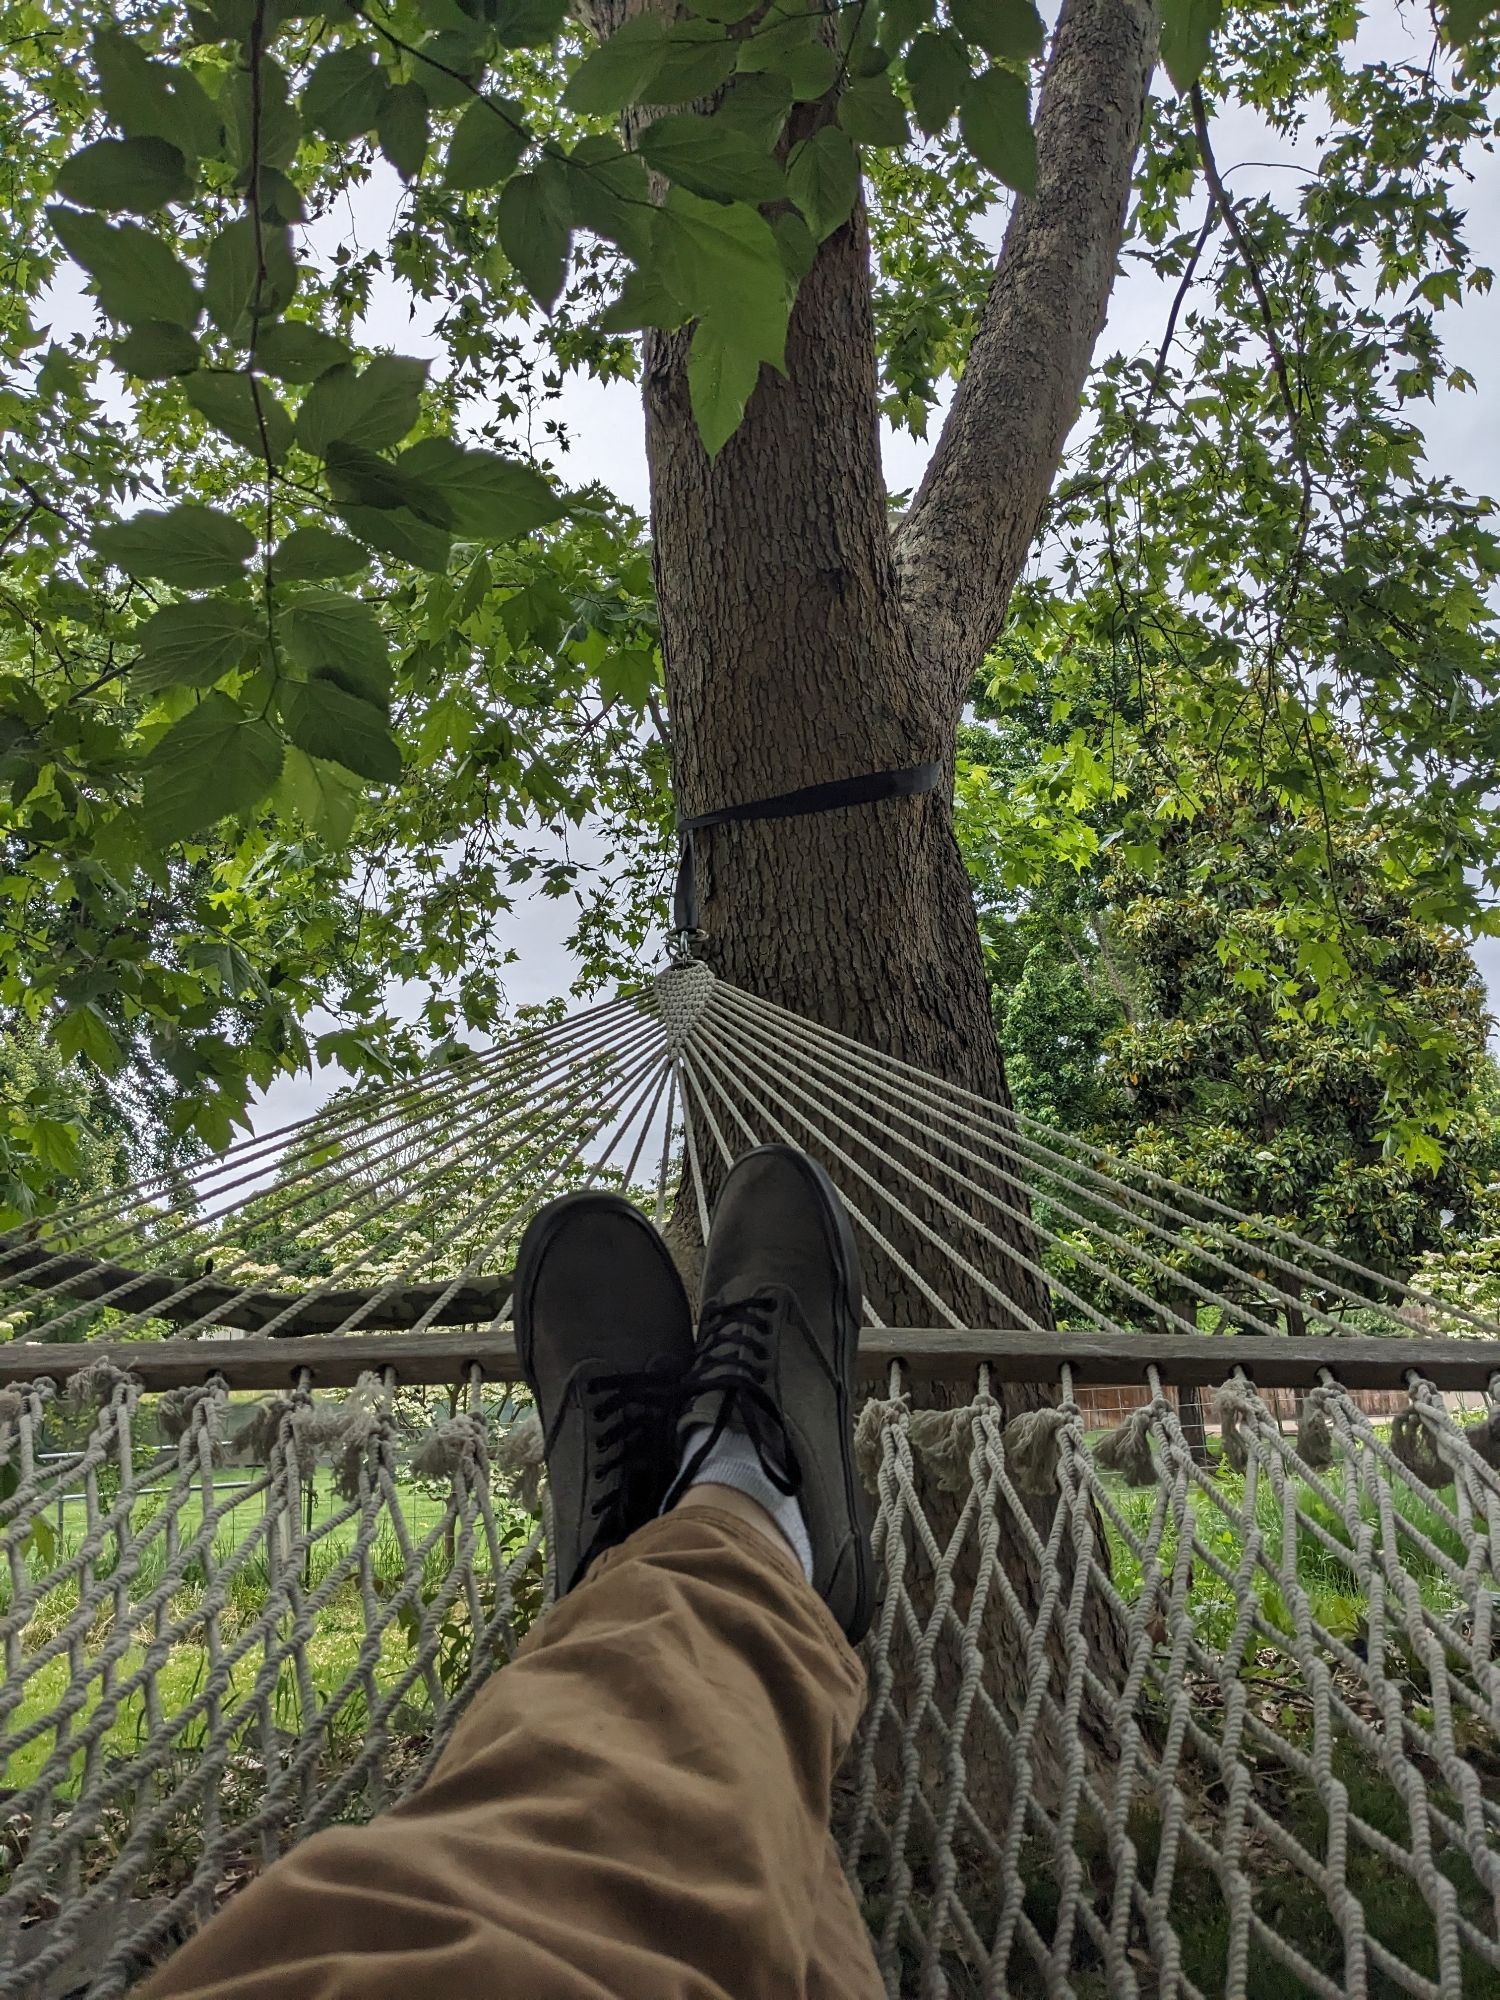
[672,760,942,937]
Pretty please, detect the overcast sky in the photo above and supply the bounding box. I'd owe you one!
[227,1,1500,1137]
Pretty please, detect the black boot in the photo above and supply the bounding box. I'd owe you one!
[669,1145,875,1643]
[515,1192,694,1597]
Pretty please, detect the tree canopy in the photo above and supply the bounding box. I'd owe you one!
[2,0,1499,1222]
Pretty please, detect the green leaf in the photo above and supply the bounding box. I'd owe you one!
[336,503,452,572]
[837,74,910,147]
[254,320,351,383]
[558,137,652,258]
[279,678,402,783]
[255,168,306,225]
[640,21,741,103]
[951,0,1044,61]
[773,209,816,280]
[304,46,388,141]
[183,371,294,463]
[276,744,361,845]
[564,15,671,115]
[398,439,565,541]
[49,207,199,327]
[639,113,786,204]
[777,43,841,102]
[497,170,572,309]
[139,693,284,844]
[279,588,391,704]
[905,31,970,135]
[445,98,529,190]
[490,0,568,46]
[324,442,451,527]
[378,82,429,181]
[410,30,487,109]
[598,264,689,334]
[56,136,193,214]
[204,219,298,339]
[716,72,796,146]
[295,356,429,456]
[1158,0,1223,93]
[92,30,221,156]
[271,527,370,581]
[959,67,1036,195]
[55,1001,122,1075]
[95,505,254,588]
[221,58,301,174]
[655,191,790,369]
[133,597,264,692]
[786,126,858,240]
[110,321,201,379]
[687,319,761,458]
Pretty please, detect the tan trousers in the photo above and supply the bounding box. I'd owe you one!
[142,1505,885,2000]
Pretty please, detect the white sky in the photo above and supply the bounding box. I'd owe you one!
[179,2,1496,1132]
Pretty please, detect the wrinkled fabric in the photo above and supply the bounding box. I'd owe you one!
[141,1507,883,2000]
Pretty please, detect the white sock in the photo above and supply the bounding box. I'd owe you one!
[680,1423,814,1582]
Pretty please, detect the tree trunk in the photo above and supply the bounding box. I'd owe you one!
[636,0,1158,1881]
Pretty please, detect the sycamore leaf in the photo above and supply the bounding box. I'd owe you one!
[95,505,254,588]
[490,0,568,44]
[497,170,572,309]
[279,678,402,783]
[336,503,452,572]
[951,0,1045,62]
[271,527,370,581]
[138,693,284,844]
[49,206,199,327]
[304,45,388,141]
[55,1002,122,1075]
[254,320,351,384]
[654,191,789,369]
[1158,0,1223,92]
[564,15,669,114]
[133,597,264,692]
[221,57,300,174]
[445,97,529,190]
[905,31,971,135]
[276,744,362,846]
[639,113,786,204]
[398,439,565,541]
[295,356,428,456]
[786,126,859,241]
[204,218,298,338]
[183,370,293,463]
[687,319,761,458]
[558,137,653,257]
[92,30,220,157]
[837,74,910,147]
[279,588,391,704]
[111,320,201,379]
[598,264,689,334]
[56,136,193,213]
[959,66,1036,195]
[378,82,429,181]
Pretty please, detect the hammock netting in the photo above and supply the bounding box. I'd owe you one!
[1,963,1498,1998]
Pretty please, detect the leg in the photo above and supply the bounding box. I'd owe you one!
[142,1500,871,2000]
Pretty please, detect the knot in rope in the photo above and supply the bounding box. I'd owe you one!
[1213,1375,1265,1473]
[0,1387,22,1469]
[1094,1403,1159,1487]
[654,959,716,1055]
[1389,1403,1451,1491]
[494,1408,545,1511]
[287,1374,392,1501]
[1001,1406,1073,1496]
[65,1359,141,1408]
[410,1411,489,1481]
[157,1378,229,1457]
[907,1406,978,1494]
[1295,1391,1335,1471]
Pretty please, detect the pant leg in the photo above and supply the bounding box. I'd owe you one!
[140,1506,884,2000]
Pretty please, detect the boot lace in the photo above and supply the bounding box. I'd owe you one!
[673,1288,803,1498]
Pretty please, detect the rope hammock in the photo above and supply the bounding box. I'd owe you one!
[0,960,1497,1997]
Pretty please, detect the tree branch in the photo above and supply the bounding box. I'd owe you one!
[894,0,1158,716]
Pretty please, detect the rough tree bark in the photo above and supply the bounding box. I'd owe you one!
[601,0,1158,1860]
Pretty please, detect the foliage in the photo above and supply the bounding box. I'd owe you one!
[956,652,1499,1316]
[0,0,1498,1222]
